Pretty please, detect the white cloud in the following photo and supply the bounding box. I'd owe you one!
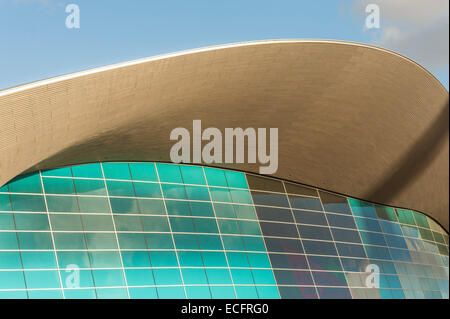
[353,0,449,71]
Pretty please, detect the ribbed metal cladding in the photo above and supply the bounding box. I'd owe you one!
[0,40,448,229]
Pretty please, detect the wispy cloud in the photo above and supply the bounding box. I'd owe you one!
[352,0,449,72]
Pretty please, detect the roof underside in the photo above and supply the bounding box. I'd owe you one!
[0,40,448,229]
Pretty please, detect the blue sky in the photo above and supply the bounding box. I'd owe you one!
[0,0,448,90]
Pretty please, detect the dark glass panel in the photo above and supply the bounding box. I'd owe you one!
[318,191,351,214]
[246,174,284,192]
[251,191,289,208]
[255,206,294,223]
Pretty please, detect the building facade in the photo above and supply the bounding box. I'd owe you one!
[0,40,448,299]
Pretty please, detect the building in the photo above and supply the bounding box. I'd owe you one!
[0,40,448,299]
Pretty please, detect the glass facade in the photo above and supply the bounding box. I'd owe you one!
[0,162,448,299]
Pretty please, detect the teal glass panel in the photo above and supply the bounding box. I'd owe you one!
[165,200,190,216]
[235,286,258,298]
[256,286,280,299]
[128,287,158,299]
[197,234,223,250]
[129,162,158,182]
[413,211,430,228]
[46,196,79,213]
[74,179,106,196]
[210,286,235,298]
[153,268,182,285]
[57,251,91,269]
[0,213,15,230]
[0,291,28,299]
[0,194,12,211]
[54,233,86,249]
[50,214,83,231]
[125,269,155,286]
[17,232,53,249]
[214,203,235,218]
[230,189,253,204]
[231,269,255,284]
[8,173,42,194]
[42,178,75,195]
[141,216,170,232]
[86,233,118,249]
[102,162,131,180]
[114,215,142,231]
[170,216,195,233]
[225,170,248,189]
[149,251,178,267]
[106,181,135,197]
[93,269,126,287]
[396,209,416,226]
[348,198,376,218]
[133,182,161,198]
[202,251,227,267]
[82,215,114,231]
[247,253,272,268]
[186,286,211,299]
[190,201,214,217]
[24,270,60,289]
[78,196,110,213]
[234,204,257,219]
[146,233,174,249]
[0,271,26,289]
[139,199,165,214]
[182,268,208,285]
[209,187,232,202]
[89,251,122,268]
[178,251,203,267]
[0,251,22,269]
[14,213,49,230]
[0,232,19,249]
[194,218,218,233]
[238,220,261,236]
[227,252,250,267]
[222,235,245,251]
[10,195,46,212]
[64,289,97,299]
[121,251,151,268]
[156,163,182,183]
[204,167,227,187]
[96,288,128,299]
[110,197,139,214]
[206,269,232,284]
[218,219,240,234]
[185,185,210,201]
[28,290,63,299]
[157,286,185,298]
[180,165,206,185]
[243,236,267,251]
[118,233,147,249]
[21,251,56,269]
[161,184,187,199]
[41,167,72,177]
[71,163,103,178]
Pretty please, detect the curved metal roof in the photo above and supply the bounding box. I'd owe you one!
[0,40,448,229]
